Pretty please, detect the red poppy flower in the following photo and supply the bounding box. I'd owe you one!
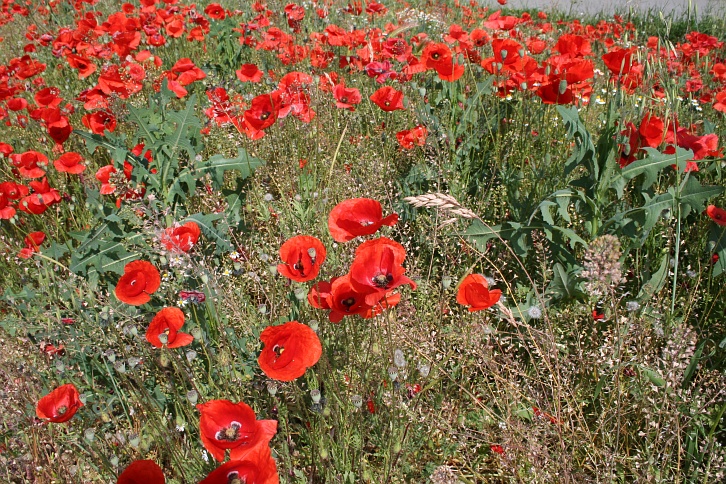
[349,237,416,306]
[7,98,27,111]
[326,274,372,322]
[19,178,61,215]
[10,150,47,178]
[328,198,399,242]
[82,110,117,134]
[19,231,45,259]
[236,64,264,82]
[196,399,277,462]
[307,279,334,310]
[53,152,85,174]
[258,321,322,381]
[638,113,665,148]
[490,444,505,455]
[244,92,281,132]
[332,84,361,110]
[456,274,501,312]
[396,125,428,149]
[277,235,326,282]
[117,460,165,484]
[0,192,15,220]
[160,222,201,253]
[422,42,453,71]
[370,86,404,112]
[602,46,636,75]
[362,291,400,319]
[36,383,83,423]
[707,205,726,226]
[204,3,226,20]
[199,445,279,484]
[115,260,161,306]
[34,87,61,107]
[146,307,194,349]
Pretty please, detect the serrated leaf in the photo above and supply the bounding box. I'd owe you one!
[678,176,723,218]
[165,95,202,161]
[199,148,265,188]
[617,147,694,190]
[464,219,520,250]
[557,105,596,179]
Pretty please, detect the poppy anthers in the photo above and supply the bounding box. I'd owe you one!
[199,445,279,484]
[258,321,322,381]
[146,307,194,348]
[117,460,165,484]
[277,235,326,282]
[115,260,161,305]
[36,383,83,423]
[197,399,277,462]
[328,198,399,242]
[456,274,501,312]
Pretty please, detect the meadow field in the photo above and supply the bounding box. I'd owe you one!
[1,0,725,482]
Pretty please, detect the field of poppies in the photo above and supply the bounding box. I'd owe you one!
[1,0,726,482]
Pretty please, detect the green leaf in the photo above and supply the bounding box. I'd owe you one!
[184,212,232,253]
[637,252,669,300]
[198,148,265,188]
[546,263,585,302]
[164,94,202,162]
[616,147,694,190]
[464,219,518,249]
[557,105,596,180]
[707,225,726,277]
[641,366,666,387]
[678,176,723,218]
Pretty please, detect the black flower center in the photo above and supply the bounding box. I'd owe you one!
[216,421,241,442]
[273,344,285,358]
[373,273,393,288]
[57,405,67,415]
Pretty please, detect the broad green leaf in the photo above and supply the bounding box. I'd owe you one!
[546,262,585,302]
[637,252,669,300]
[617,147,694,190]
[464,219,521,250]
[678,176,723,218]
[198,148,265,188]
[641,367,666,387]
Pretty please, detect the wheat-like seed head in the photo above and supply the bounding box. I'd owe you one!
[403,193,480,221]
